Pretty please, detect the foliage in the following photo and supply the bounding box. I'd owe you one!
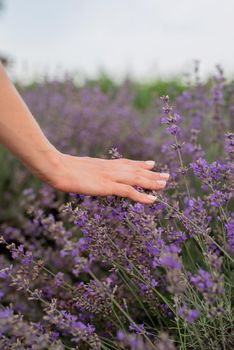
[0,66,233,349]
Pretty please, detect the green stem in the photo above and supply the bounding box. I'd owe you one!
[157,198,234,264]
[106,235,175,315]
[118,268,156,327]
[111,300,126,331]
[89,270,158,350]
[174,134,191,199]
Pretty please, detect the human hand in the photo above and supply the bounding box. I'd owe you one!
[0,64,169,204]
[47,152,169,204]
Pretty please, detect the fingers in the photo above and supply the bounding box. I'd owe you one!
[68,156,169,203]
[89,158,169,181]
[112,168,169,187]
[111,183,158,204]
[140,169,170,181]
[114,158,156,170]
[113,173,166,190]
[86,157,155,170]
[133,177,167,190]
[111,158,169,180]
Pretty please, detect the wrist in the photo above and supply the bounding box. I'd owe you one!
[44,147,64,187]
[24,144,63,187]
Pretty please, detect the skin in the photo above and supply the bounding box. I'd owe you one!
[0,63,169,204]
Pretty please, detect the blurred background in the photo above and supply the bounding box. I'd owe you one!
[1,0,234,83]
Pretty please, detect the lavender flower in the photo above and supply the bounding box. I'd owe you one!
[0,69,233,350]
[190,269,224,304]
[178,305,200,324]
[225,215,234,253]
[129,322,146,335]
[159,255,182,270]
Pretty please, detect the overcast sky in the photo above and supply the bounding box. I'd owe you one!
[0,0,234,81]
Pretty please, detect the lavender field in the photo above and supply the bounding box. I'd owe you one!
[0,66,233,349]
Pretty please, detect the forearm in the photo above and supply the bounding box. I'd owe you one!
[0,64,169,204]
[0,64,59,181]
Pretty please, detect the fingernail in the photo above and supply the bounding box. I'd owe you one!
[147,194,157,201]
[145,160,155,166]
[156,180,167,187]
[160,173,170,180]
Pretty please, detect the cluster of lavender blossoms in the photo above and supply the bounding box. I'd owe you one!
[0,67,233,349]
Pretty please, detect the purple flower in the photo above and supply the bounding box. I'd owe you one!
[54,272,64,287]
[151,278,158,287]
[190,158,228,184]
[0,74,233,350]
[129,322,145,334]
[186,309,200,323]
[173,113,182,123]
[162,106,173,115]
[166,125,179,135]
[0,308,13,318]
[160,96,183,139]
[0,265,12,279]
[0,269,8,279]
[11,244,24,259]
[190,269,214,290]
[178,305,200,323]
[224,132,234,157]
[160,255,182,269]
[225,216,234,253]
[51,331,59,341]
[190,158,209,182]
[117,330,125,341]
[21,251,33,265]
[190,269,224,303]
[161,116,168,124]
[209,190,228,207]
